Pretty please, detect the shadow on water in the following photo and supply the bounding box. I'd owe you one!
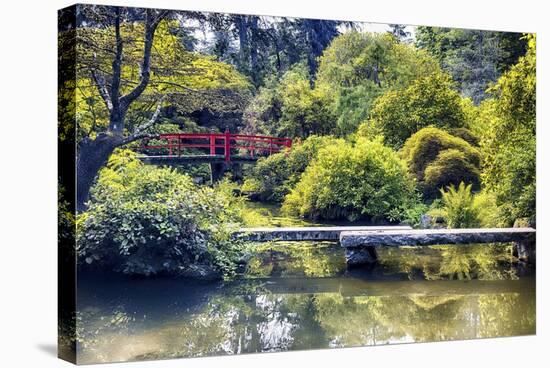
[75,240,535,364]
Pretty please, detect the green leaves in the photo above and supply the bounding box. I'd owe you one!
[282,137,414,222]
[243,135,343,203]
[481,35,536,225]
[361,72,468,149]
[437,182,479,228]
[77,149,245,279]
[400,126,481,199]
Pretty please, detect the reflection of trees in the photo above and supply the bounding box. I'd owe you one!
[312,294,471,346]
[478,294,536,338]
[371,296,474,342]
[313,294,386,346]
[377,244,518,281]
[436,244,517,280]
[247,242,346,278]
[312,291,534,347]
[246,241,520,281]
[78,287,535,364]
[76,240,532,363]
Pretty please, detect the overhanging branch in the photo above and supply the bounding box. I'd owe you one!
[90,67,113,111]
[132,98,164,136]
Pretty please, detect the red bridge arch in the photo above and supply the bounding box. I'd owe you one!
[141,131,292,162]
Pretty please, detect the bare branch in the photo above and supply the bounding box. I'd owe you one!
[149,80,204,94]
[119,9,167,110]
[110,7,123,110]
[132,98,164,136]
[90,67,113,111]
[120,132,159,146]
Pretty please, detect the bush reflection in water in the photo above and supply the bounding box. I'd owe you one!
[76,242,535,364]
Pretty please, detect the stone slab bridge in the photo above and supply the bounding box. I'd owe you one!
[233,226,536,267]
[138,131,292,181]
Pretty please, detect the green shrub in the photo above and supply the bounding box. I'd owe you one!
[400,127,481,198]
[429,182,479,228]
[77,150,244,279]
[242,153,292,202]
[242,135,343,202]
[424,149,481,198]
[282,137,414,222]
[359,72,468,149]
[429,184,501,229]
[449,127,479,146]
[481,35,536,225]
[472,190,501,228]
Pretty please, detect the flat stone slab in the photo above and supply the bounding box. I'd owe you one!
[235,226,412,242]
[340,227,536,248]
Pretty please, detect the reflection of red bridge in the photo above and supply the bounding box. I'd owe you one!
[139,131,292,166]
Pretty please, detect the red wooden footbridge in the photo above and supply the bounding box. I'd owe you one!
[138,130,292,166]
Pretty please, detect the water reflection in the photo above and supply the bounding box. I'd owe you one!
[248,242,519,281]
[76,241,534,364]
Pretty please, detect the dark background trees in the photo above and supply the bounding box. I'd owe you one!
[415,27,527,103]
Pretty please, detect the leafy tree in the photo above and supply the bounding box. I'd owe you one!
[205,15,343,87]
[242,136,343,202]
[416,27,528,103]
[297,19,342,82]
[320,31,437,134]
[400,127,481,198]
[242,64,336,137]
[245,31,443,137]
[277,66,336,137]
[424,149,480,196]
[77,150,244,279]
[241,78,282,136]
[317,31,438,90]
[61,5,251,211]
[282,137,414,222]
[388,24,411,43]
[359,72,468,149]
[481,35,536,224]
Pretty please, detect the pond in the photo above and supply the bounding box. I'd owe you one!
[76,240,535,364]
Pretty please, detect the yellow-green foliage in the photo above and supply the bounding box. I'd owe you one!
[78,149,245,279]
[481,35,536,224]
[73,20,252,141]
[448,127,479,146]
[430,182,480,228]
[315,31,440,135]
[282,137,414,222]
[242,64,336,138]
[400,127,481,198]
[276,65,336,137]
[429,183,500,229]
[316,31,438,89]
[243,135,344,202]
[424,149,480,196]
[359,72,468,149]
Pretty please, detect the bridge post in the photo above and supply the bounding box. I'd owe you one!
[209,134,215,155]
[210,162,228,183]
[224,129,231,162]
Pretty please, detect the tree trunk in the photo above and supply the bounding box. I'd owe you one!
[76,133,122,211]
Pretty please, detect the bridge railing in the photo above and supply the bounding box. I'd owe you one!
[140,131,292,162]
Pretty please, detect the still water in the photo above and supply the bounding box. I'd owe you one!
[76,242,535,364]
